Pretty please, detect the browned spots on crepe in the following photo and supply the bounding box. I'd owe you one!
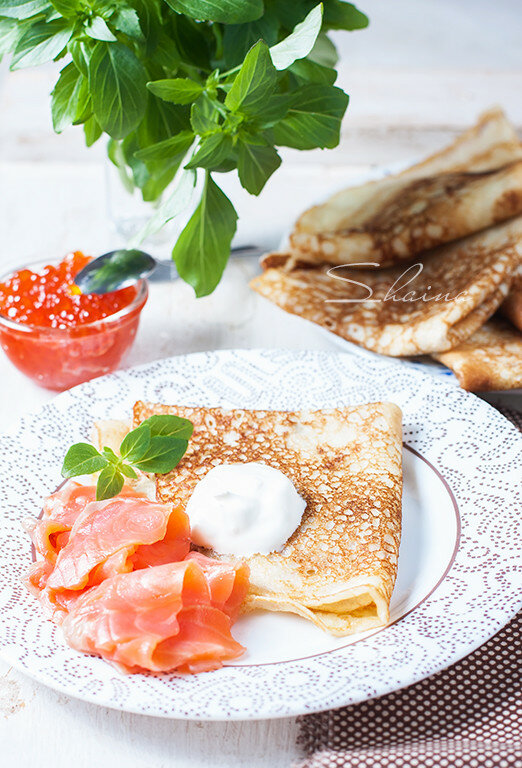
[500,266,522,331]
[493,186,522,221]
[291,162,522,268]
[133,400,403,636]
[251,217,522,356]
[433,319,522,391]
[289,108,522,268]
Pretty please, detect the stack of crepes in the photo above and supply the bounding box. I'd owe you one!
[251,108,522,391]
[24,483,249,674]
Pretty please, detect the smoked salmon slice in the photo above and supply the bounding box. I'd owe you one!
[24,560,83,623]
[185,552,249,620]
[61,559,245,673]
[46,494,190,591]
[130,506,191,570]
[30,483,98,563]
[26,483,190,621]
[25,559,53,597]
[30,483,158,564]
[25,483,249,672]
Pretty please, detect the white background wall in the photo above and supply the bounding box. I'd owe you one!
[334,0,522,69]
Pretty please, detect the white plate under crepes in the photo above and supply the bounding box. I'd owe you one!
[0,349,520,720]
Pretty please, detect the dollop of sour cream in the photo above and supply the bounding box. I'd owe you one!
[185,462,306,556]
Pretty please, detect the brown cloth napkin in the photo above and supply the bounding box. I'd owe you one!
[296,407,522,768]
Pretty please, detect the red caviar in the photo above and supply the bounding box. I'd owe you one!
[0,252,148,391]
[0,251,137,329]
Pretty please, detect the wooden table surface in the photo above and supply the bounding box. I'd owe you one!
[1,1,521,765]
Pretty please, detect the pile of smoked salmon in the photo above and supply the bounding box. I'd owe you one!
[24,482,249,674]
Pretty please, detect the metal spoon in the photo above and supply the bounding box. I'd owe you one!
[74,246,265,295]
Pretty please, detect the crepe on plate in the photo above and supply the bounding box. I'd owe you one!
[251,217,522,357]
[433,319,522,391]
[129,400,403,637]
[288,108,522,268]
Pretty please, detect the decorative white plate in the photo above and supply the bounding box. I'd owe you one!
[0,349,520,720]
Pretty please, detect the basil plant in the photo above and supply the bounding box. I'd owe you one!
[0,0,368,296]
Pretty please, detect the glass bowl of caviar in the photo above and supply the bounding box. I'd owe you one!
[0,252,148,390]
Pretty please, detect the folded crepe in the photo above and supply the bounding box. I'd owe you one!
[251,217,522,357]
[132,400,403,637]
[289,108,522,268]
[500,266,522,331]
[433,319,522,391]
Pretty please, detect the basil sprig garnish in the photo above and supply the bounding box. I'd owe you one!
[61,415,193,501]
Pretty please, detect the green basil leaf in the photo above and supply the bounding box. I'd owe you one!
[225,40,277,116]
[222,16,280,68]
[269,3,323,71]
[51,62,87,132]
[142,414,194,440]
[61,443,108,478]
[121,150,153,198]
[133,152,175,197]
[165,0,263,24]
[124,124,186,201]
[132,436,188,474]
[96,464,124,500]
[237,139,281,195]
[147,78,204,105]
[101,445,120,463]
[88,41,147,139]
[248,93,289,128]
[111,7,143,40]
[121,138,148,190]
[85,16,117,42]
[290,58,337,86]
[11,19,73,69]
[131,0,161,56]
[142,98,191,146]
[141,166,178,202]
[84,115,102,146]
[68,38,90,77]
[308,31,338,67]
[185,134,234,171]
[151,32,180,71]
[107,138,135,192]
[170,13,209,69]
[134,130,194,162]
[190,93,219,135]
[172,174,237,298]
[273,84,348,150]
[129,168,196,246]
[0,0,50,19]
[50,0,78,17]
[0,17,21,56]
[120,423,151,462]
[72,78,92,123]
[120,463,138,479]
[324,1,369,30]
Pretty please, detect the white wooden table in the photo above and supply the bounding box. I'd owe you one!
[1,1,521,765]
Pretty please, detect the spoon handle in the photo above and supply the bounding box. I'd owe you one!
[148,261,177,282]
[148,246,265,283]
